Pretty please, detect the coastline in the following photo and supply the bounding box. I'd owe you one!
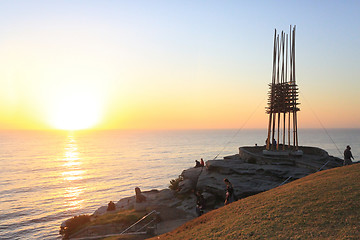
[60,145,344,239]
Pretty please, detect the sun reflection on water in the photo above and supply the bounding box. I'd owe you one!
[64,186,85,211]
[62,133,85,210]
[62,170,85,181]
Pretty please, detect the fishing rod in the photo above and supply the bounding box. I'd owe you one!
[299,92,343,156]
[212,96,267,160]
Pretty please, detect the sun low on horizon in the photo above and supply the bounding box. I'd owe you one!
[41,72,109,131]
[16,63,110,131]
[47,93,102,131]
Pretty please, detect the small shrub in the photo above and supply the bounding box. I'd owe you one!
[169,176,183,191]
[60,215,91,239]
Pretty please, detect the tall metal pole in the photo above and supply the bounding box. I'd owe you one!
[281,32,286,150]
[266,29,277,150]
[292,26,299,150]
[276,35,281,150]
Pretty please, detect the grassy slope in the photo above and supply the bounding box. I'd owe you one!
[153,164,360,240]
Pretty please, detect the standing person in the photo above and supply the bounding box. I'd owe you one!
[224,178,237,205]
[344,145,354,166]
[200,158,205,167]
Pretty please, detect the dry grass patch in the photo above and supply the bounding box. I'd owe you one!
[153,164,360,239]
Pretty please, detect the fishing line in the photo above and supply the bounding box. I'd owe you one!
[300,92,342,156]
[212,95,267,160]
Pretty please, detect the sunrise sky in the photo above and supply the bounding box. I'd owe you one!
[0,1,359,130]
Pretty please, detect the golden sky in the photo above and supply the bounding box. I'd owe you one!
[0,1,359,130]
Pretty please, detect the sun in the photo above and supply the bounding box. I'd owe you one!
[49,93,102,130]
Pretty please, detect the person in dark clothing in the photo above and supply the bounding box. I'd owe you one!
[344,145,354,165]
[194,160,201,168]
[107,201,116,211]
[195,191,205,216]
[224,178,237,205]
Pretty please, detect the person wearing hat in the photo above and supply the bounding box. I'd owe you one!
[344,145,354,166]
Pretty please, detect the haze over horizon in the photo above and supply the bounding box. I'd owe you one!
[1,1,359,130]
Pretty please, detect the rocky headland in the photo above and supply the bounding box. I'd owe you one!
[61,145,343,239]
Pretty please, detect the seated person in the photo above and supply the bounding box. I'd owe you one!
[135,187,146,203]
[107,201,116,211]
[200,158,204,167]
[194,160,201,168]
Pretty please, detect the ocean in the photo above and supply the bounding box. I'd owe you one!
[0,128,359,239]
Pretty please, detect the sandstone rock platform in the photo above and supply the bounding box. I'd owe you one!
[62,145,343,239]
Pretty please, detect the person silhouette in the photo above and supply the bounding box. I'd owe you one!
[194,160,201,168]
[224,178,237,205]
[344,145,354,165]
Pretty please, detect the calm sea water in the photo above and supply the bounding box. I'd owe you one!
[0,129,359,239]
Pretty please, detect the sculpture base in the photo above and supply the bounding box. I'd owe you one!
[262,150,290,156]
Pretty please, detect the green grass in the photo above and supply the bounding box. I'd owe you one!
[153,164,360,239]
[61,209,146,239]
[90,209,144,226]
